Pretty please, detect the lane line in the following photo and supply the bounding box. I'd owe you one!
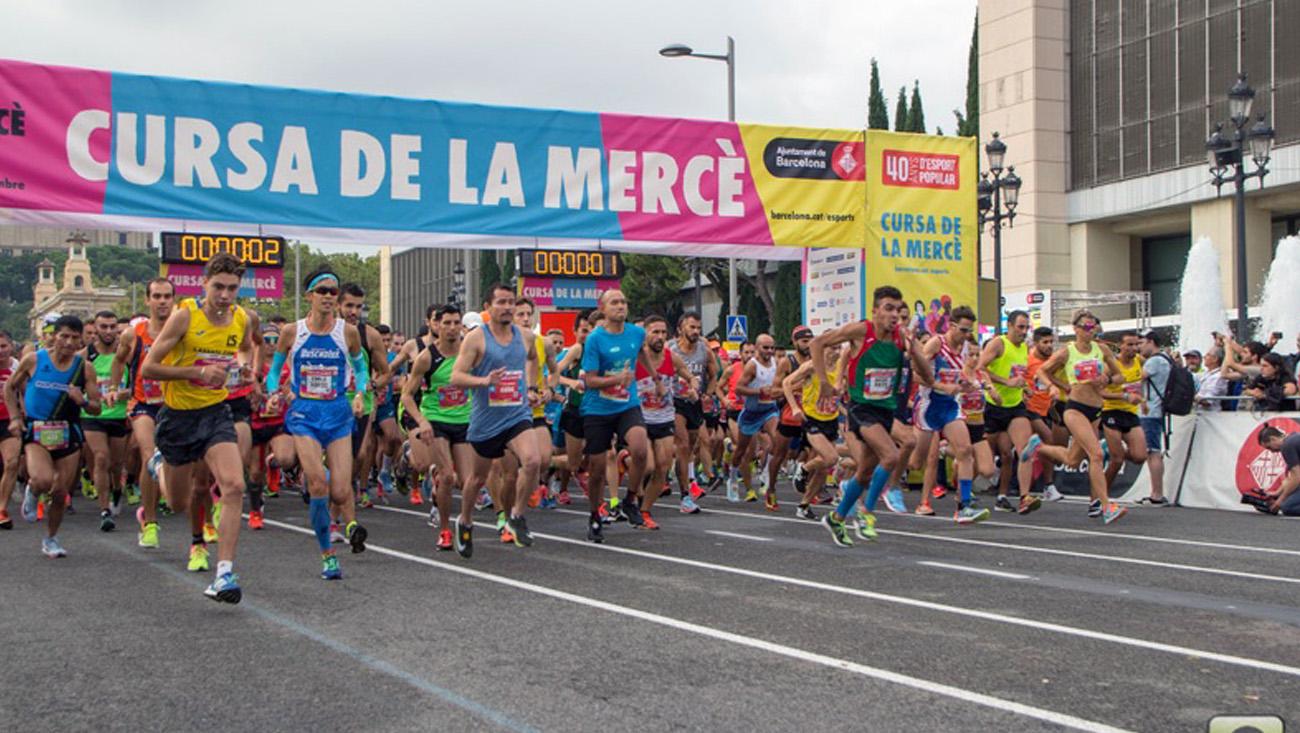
[261,517,1130,733]
[372,505,1300,679]
[916,561,1034,580]
[705,530,773,542]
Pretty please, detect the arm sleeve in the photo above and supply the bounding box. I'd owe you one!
[266,351,286,393]
[350,350,369,393]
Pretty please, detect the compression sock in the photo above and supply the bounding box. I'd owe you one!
[249,481,265,512]
[862,466,891,513]
[959,478,973,506]
[835,478,863,519]
[309,497,331,552]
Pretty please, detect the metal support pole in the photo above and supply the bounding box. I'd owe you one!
[694,259,703,315]
[726,35,738,317]
[992,183,1003,335]
[1234,157,1249,341]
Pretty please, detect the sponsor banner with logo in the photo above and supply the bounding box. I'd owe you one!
[1175,412,1300,511]
[159,263,283,299]
[0,59,864,254]
[863,131,979,331]
[1002,289,1054,331]
[517,277,619,309]
[802,247,866,335]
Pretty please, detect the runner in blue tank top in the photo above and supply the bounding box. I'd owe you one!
[449,282,543,558]
[265,267,370,578]
[3,315,102,558]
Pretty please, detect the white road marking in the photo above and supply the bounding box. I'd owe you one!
[916,561,1034,580]
[372,505,1300,680]
[261,517,1131,733]
[705,530,773,542]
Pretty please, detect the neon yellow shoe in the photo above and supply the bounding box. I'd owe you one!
[743,489,759,503]
[138,522,159,549]
[853,511,877,541]
[187,543,210,572]
[202,521,218,545]
[82,475,97,500]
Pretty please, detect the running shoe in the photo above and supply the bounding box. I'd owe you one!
[436,529,453,551]
[428,503,440,527]
[597,503,615,524]
[557,489,572,506]
[41,536,68,558]
[689,480,705,501]
[795,504,817,521]
[587,518,604,544]
[202,521,218,545]
[640,511,660,530]
[1041,484,1064,502]
[81,474,96,499]
[540,494,558,510]
[0,509,11,530]
[410,484,424,506]
[321,553,342,580]
[623,500,645,527]
[680,495,701,514]
[931,485,948,500]
[706,473,724,494]
[474,487,492,511]
[21,485,37,523]
[36,498,46,521]
[248,510,264,530]
[792,464,808,496]
[204,572,242,604]
[1102,501,1127,525]
[915,501,935,516]
[853,511,877,541]
[1087,499,1103,518]
[264,482,279,499]
[346,521,367,554]
[994,495,1015,512]
[358,491,375,510]
[725,476,741,503]
[1018,495,1042,515]
[743,488,758,503]
[453,518,473,558]
[330,523,345,543]
[1020,434,1043,463]
[110,490,123,517]
[764,491,779,512]
[377,467,394,498]
[1138,495,1171,507]
[955,504,990,525]
[528,485,545,509]
[188,544,210,572]
[499,526,515,544]
[821,513,853,548]
[125,483,141,506]
[99,510,115,532]
[884,488,908,514]
[138,521,159,550]
[506,514,533,547]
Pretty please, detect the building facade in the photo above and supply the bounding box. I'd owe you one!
[29,244,127,337]
[0,225,151,256]
[387,247,479,336]
[979,0,1300,330]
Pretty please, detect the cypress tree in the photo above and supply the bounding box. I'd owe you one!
[955,11,980,138]
[867,59,890,130]
[907,81,926,133]
[893,87,909,132]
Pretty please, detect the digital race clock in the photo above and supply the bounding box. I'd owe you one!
[518,249,622,279]
[159,231,285,268]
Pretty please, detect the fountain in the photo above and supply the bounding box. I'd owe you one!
[1255,235,1300,347]
[1175,237,1229,356]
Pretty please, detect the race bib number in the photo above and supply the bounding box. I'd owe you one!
[140,378,164,404]
[1123,382,1142,399]
[959,389,985,412]
[189,354,235,389]
[489,370,525,407]
[639,377,664,409]
[33,420,70,451]
[1009,364,1028,381]
[437,385,468,408]
[300,365,338,400]
[1073,360,1101,382]
[862,368,896,398]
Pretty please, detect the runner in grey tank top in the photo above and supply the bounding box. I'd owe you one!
[467,324,530,443]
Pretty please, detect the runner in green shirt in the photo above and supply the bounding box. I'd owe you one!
[81,311,130,531]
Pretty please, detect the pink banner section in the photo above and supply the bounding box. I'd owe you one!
[0,60,109,213]
[598,114,772,245]
[518,277,620,309]
[161,263,284,300]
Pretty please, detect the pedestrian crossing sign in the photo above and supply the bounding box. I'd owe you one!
[726,315,748,343]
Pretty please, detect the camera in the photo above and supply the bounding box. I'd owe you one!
[1240,487,1280,514]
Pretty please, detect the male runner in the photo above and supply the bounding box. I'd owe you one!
[82,311,130,532]
[266,267,369,579]
[636,315,695,528]
[668,312,719,513]
[338,283,390,510]
[401,304,473,552]
[727,334,781,504]
[1024,326,1064,502]
[141,253,256,603]
[513,297,559,514]
[579,290,649,543]
[554,311,598,506]
[1100,332,1149,490]
[390,304,441,505]
[0,331,23,529]
[372,323,403,500]
[247,322,296,527]
[449,283,542,557]
[766,326,813,511]
[976,310,1043,515]
[811,286,932,547]
[782,340,843,520]
[111,277,174,549]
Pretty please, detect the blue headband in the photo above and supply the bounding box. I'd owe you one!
[307,273,339,292]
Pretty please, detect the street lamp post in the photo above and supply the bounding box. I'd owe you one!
[977,132,1022,333]
[660,36,738,317]
[451,260,466,308]
[1206,72,1276,342]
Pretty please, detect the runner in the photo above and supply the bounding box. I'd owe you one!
[0,330,23,530]
[880,303,920,515]
[248,322,296,529]
[372,323,403,501]
[449,283,542,557]
[141,253,256,603]
[781,339,843,520]
[578,289,649,543]
[668,311,719,513]
[1024,326,1064,501]
[810,286,932,547]
[636,315,695,529]
[3,315,102,557]
[265,267,370,579]
[81,311,130,532]
[975,310,1044,515]
[1031,310,1129,523]
[554,310,598,507]
[765,326,814,512]
[390,304,442,506]
[338,283,389,520]
[727,334,781,504]
[512,297,558,516]
[1099,332,1149,490]
[400,304,473,552]
[110,277,174,549]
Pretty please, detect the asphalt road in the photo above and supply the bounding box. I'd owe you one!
[3,481,1298,733]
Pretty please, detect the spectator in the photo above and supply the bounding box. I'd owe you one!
[1137,331,1171,505]
[1222,336,1265,382]
[1243,353,1297,411]
[1195,348,1230,411]
[1267,331,1300,376]
[1183,350,1204,384]
[1249,426,1300,516]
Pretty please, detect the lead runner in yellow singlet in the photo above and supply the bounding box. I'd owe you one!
[142,252,258,604]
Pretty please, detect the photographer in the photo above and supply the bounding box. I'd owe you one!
[1245,427,1300,516]
[1242,354,1297,412]
[1265,331,1300,376]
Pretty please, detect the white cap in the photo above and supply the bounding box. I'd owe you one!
[462,311,484,331]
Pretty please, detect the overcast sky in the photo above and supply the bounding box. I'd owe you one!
[6,0,977,254]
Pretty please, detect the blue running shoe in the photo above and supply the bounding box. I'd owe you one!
[22,485,39,523]
[884,487,908,514]
[204,572,242,604]
[41,536,68,558]
[378,467,394,497]
[679,495,701,514]
[321,553,342,580]
[1020,434,1043,464]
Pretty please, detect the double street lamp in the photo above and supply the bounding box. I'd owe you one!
[1205,72,1276,341]
[977,132,1022,333]
[659,36,738,317]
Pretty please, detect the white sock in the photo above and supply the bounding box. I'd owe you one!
[216,561,233,577]
[688,464,696,481]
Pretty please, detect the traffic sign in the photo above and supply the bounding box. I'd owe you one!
[726,315,748,343]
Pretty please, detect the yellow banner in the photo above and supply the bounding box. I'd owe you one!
[738,124,867,247]
[864,131,979,325]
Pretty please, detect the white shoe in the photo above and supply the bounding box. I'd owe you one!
[1041,484,1064,502]
[427,504,440,527]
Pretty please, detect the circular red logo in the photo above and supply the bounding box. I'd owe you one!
[1234,417,1300,495]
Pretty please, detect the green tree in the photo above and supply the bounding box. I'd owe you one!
[867,59,890,130]
[478,250,501,304]
[770,262,802,344]
[621,254,687,322]
[955,11,980,138]
[501,251,516,284]
[893,86,909,132]
[907,81,926,133]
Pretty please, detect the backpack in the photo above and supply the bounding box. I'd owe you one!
[1150,352,1195,416]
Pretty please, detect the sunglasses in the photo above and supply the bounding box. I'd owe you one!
[1077,322,1099,332]
[956,326,972,334]
[263,336,279,344]
[313,286,339,296]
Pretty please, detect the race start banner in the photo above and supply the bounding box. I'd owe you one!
[0,59,865,256]
[159,263,283,299]
[863,131,979,329]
